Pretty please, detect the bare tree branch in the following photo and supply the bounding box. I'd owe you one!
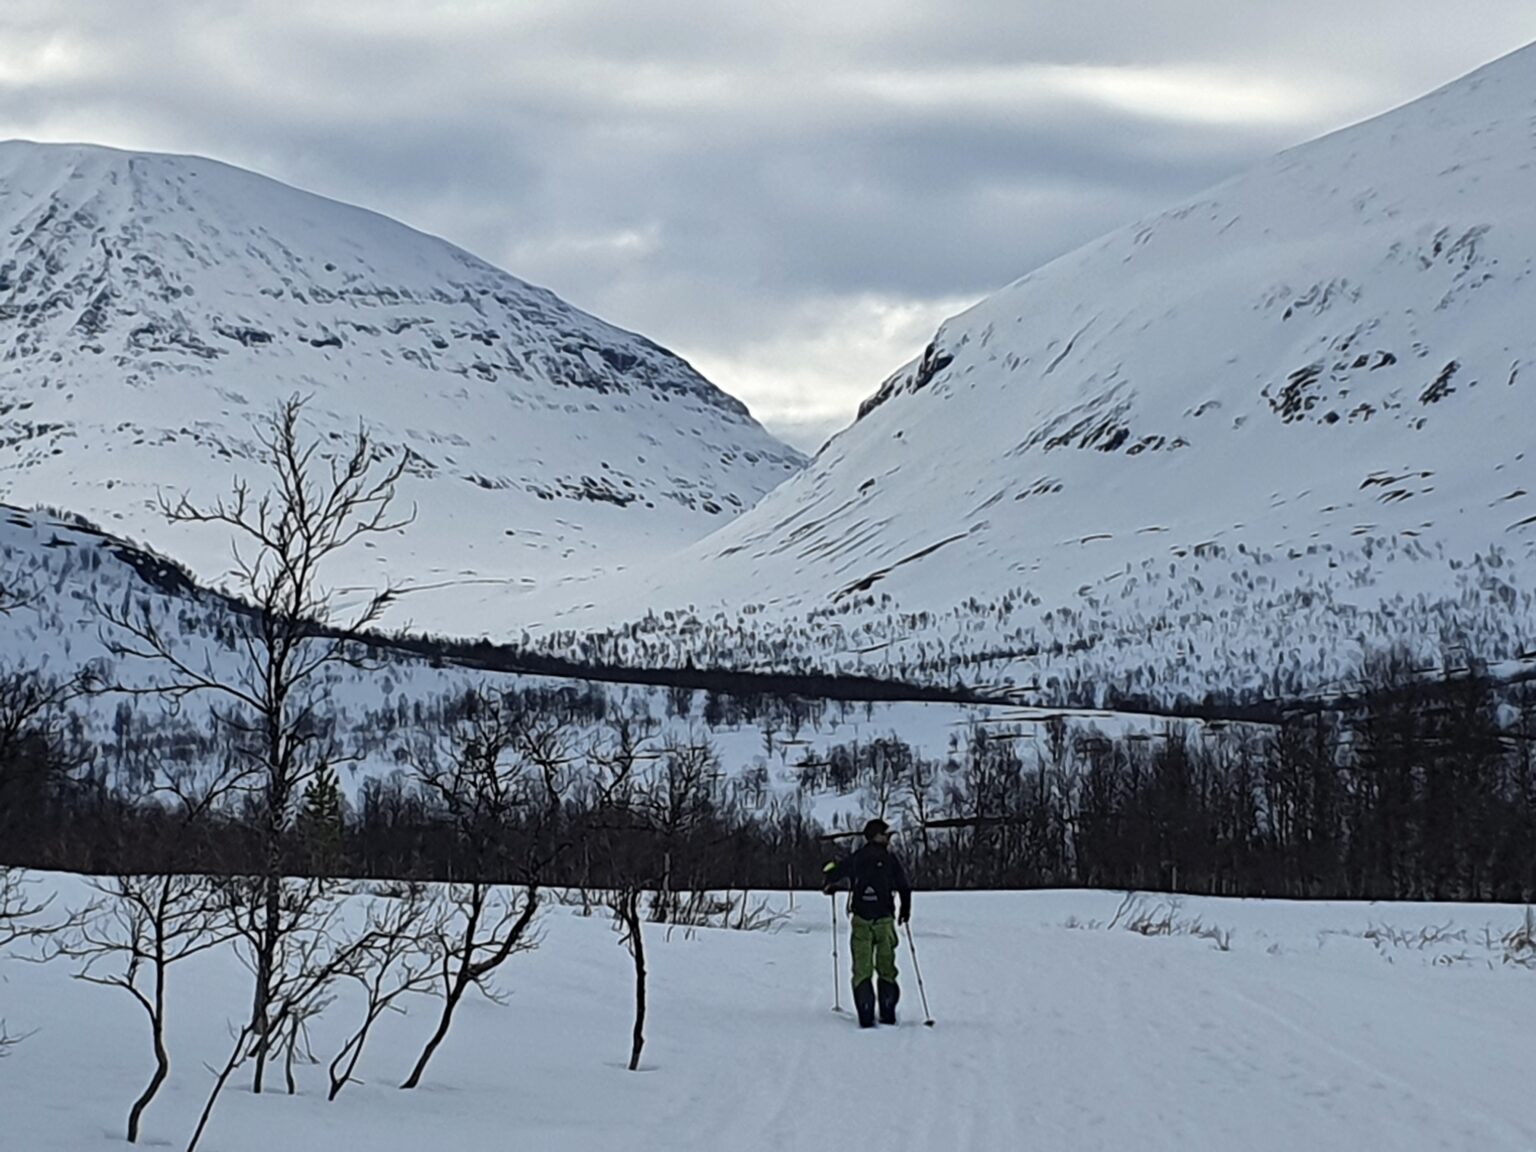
[0,866,57,1056]
[184,1022,255,1152]
[0,867,55,951]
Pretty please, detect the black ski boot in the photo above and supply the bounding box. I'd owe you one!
[878,980,900,1026]
[853,980,877,1028]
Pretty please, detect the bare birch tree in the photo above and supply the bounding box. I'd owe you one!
[611,886,647,1071]
[401,689,561,1089]
[0,571,58,1053]
[589,729,720,1071]
[0,868,53,1056]
[326,882,445,1101]
[646,735,722,924]
[51,875,233,1141]
[97,393,413,1093]
[184,876,439,1150]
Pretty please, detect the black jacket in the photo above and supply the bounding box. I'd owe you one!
[823,843,911,922]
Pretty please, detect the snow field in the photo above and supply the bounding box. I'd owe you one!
[3,876,1534,1151]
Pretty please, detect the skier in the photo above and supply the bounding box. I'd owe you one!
[822,818,911,1028]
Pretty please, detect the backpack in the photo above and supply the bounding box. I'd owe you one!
[848,845,898,919]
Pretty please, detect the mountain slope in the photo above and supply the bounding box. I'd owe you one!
[518,43,1536,699]
[0,500,1043,818]
[0,142,803,633]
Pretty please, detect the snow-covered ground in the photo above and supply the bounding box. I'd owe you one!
[4,875,1533,1151]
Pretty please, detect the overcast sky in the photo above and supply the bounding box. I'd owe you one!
[3,3,1534,449]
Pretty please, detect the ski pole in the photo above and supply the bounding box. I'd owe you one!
[830,892,843,1012]
[904,922,935,1027]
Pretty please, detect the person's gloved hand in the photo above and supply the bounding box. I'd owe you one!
[821,861,838,897]
[898,907,911,925]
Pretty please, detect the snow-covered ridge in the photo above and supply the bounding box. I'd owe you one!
[507,42,1536,697]
[0,141,804,635]
[0,501,1054,818]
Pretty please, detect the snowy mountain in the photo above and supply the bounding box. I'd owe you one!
[515,43,1536,702]
[0,142,804,634]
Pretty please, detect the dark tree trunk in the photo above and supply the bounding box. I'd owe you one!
[250,863,281,1093]
[126,963,169,1144]
[399,974,468,1090]
[623,891,647,1071]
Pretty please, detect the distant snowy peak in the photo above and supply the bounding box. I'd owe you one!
[0,141,803,633]
[0,141,747,414]
[518,42,1536,695]
[860,42,1536,434]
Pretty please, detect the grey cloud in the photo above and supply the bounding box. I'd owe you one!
[2,0,1534,444]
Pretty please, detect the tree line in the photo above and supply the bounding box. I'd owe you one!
[6,651,1536,906]
[845,652,1536,903]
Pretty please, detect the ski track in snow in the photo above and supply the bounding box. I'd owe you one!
[5,880,1535,1151]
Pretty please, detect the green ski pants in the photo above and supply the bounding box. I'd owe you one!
[850,914,899,987]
